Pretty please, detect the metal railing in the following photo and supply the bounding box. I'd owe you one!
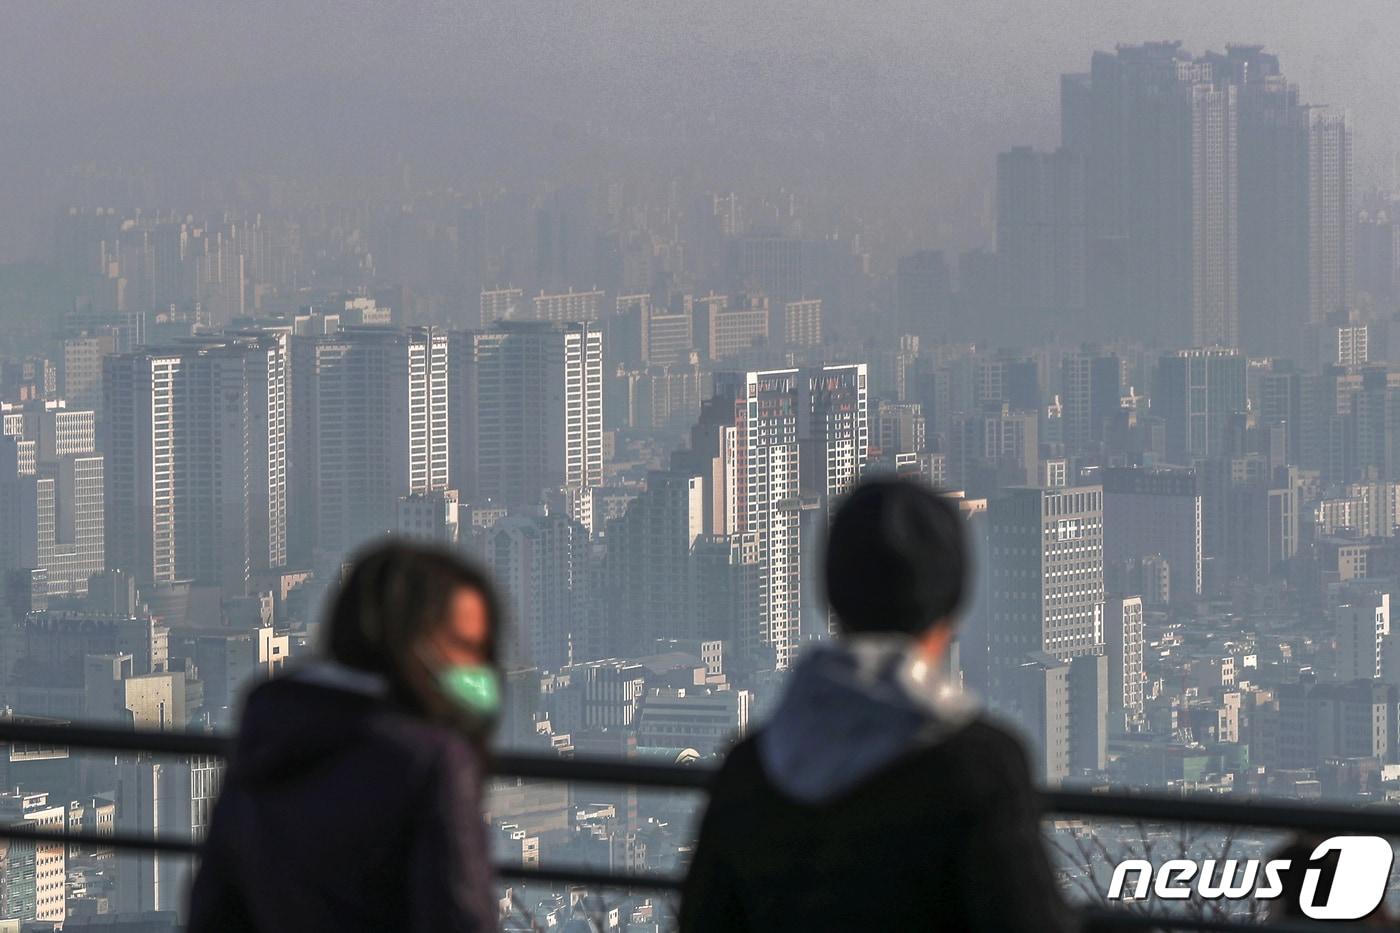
[0,719,1391,931]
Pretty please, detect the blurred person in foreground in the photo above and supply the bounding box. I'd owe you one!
[680,478,1074,932]
[189,542,501,932]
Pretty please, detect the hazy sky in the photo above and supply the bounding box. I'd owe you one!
[1,1,1397,255]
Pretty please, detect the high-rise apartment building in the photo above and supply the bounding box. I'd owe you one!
[681,364,867,670]
[59,332,117,412]
[874,401,927,458]
[693,294,770,362]
[726,236,805,306]
[986,485,1106,692]
[799,363,870,509]
[1062,42,1195,343]
[1154,347,1246,465]
[533,288,604,323]
[289,327,447,565]
[1060,348,1121,453]
[1190,79,1239,348]
[1064,43,1351,352]
[781,299,823,349]
[0,403,104,597]
[484,513,591,670]
[1308,109,1355,325]
[451,320,603,507]
[996,146,1086,318]
[104,335,288,595]
[1232,47,1309,358]
[0,793,65,923]
[480,287,525,327]
[949,403,1039,492]
[1103,595,1145,726]
[894,251,952,339]
[603,471,704,657]
[1102,466,1203,601]
[643,303,696,367]
[1335,593,1390,682]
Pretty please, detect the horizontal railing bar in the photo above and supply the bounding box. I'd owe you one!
[1042,788,1400,836]
[0,720,230,757]
[5,721,1400,838]
[493,752,712,790]
[0,824,199,855]
[497,863,683,893]
[1081,908,1361,933]
[0,823,686,890]
[0,827,1354,930]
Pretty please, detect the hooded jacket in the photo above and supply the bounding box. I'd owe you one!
[680,637,1075,932]
[187,663,496,933]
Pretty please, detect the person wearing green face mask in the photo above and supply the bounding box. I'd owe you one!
[190,542,505,933]
[437,662,503,720]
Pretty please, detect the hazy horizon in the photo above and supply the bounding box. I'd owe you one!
[0,0,1395,261]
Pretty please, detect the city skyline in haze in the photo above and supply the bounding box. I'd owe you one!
[0,2,1396,263]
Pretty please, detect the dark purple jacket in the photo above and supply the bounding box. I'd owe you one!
[188,668,497,932]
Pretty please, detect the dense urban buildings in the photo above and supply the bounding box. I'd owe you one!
[1,19,1399,928]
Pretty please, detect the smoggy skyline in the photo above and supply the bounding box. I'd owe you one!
[0,0,1395,262]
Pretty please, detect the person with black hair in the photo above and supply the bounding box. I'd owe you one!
[188,542,502,932]
[680,478,1075,932]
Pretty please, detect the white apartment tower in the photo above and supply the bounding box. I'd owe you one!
[1191,79,1239,348]
[683,364,868,670]
[289,326,449,564]
[0,403,105,597]
[102,335,289,594]
[451,321,604,507]
[1336,593,1390,682]
[1309,109,1355,324]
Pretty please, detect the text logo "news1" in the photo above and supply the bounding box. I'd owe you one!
[1108,836,1394,920]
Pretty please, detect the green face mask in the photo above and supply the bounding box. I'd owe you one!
[437,665,501,720]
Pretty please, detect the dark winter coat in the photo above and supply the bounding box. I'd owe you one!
[187,664,497,932]
[680,638,1076,932]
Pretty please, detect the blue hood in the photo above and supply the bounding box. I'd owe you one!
[757,637,977,804]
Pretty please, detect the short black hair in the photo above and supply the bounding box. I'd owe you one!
[824,478,968,636]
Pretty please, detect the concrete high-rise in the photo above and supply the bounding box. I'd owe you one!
[987,485,1106,693]
[1102,466,1203,601]
[726,236,805,306]
[1103,595,1145,727]
[480,287,525,326]
[0,402,104,597]
[1190,79,1239,347]
[484,513,591,670]
[996,146,1086,320]
[894,251,952,340]
[1308,109,1355,325]
[104,335,288,595]
[1059,348,1121,454]
[289,327,448,565]
[949,403,1039,493]
[681,364,867,670]
[1335,593,1390,682]
[1062,42,1195,343]
[1065,43,1351,353]
[451,320,603,508]
[533,288,604,323]
[1231,47,1309,358]
[603,471,704,657]
[693,294,770,362]
[1154,347,1246,465]
[1009,653,1071,785]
